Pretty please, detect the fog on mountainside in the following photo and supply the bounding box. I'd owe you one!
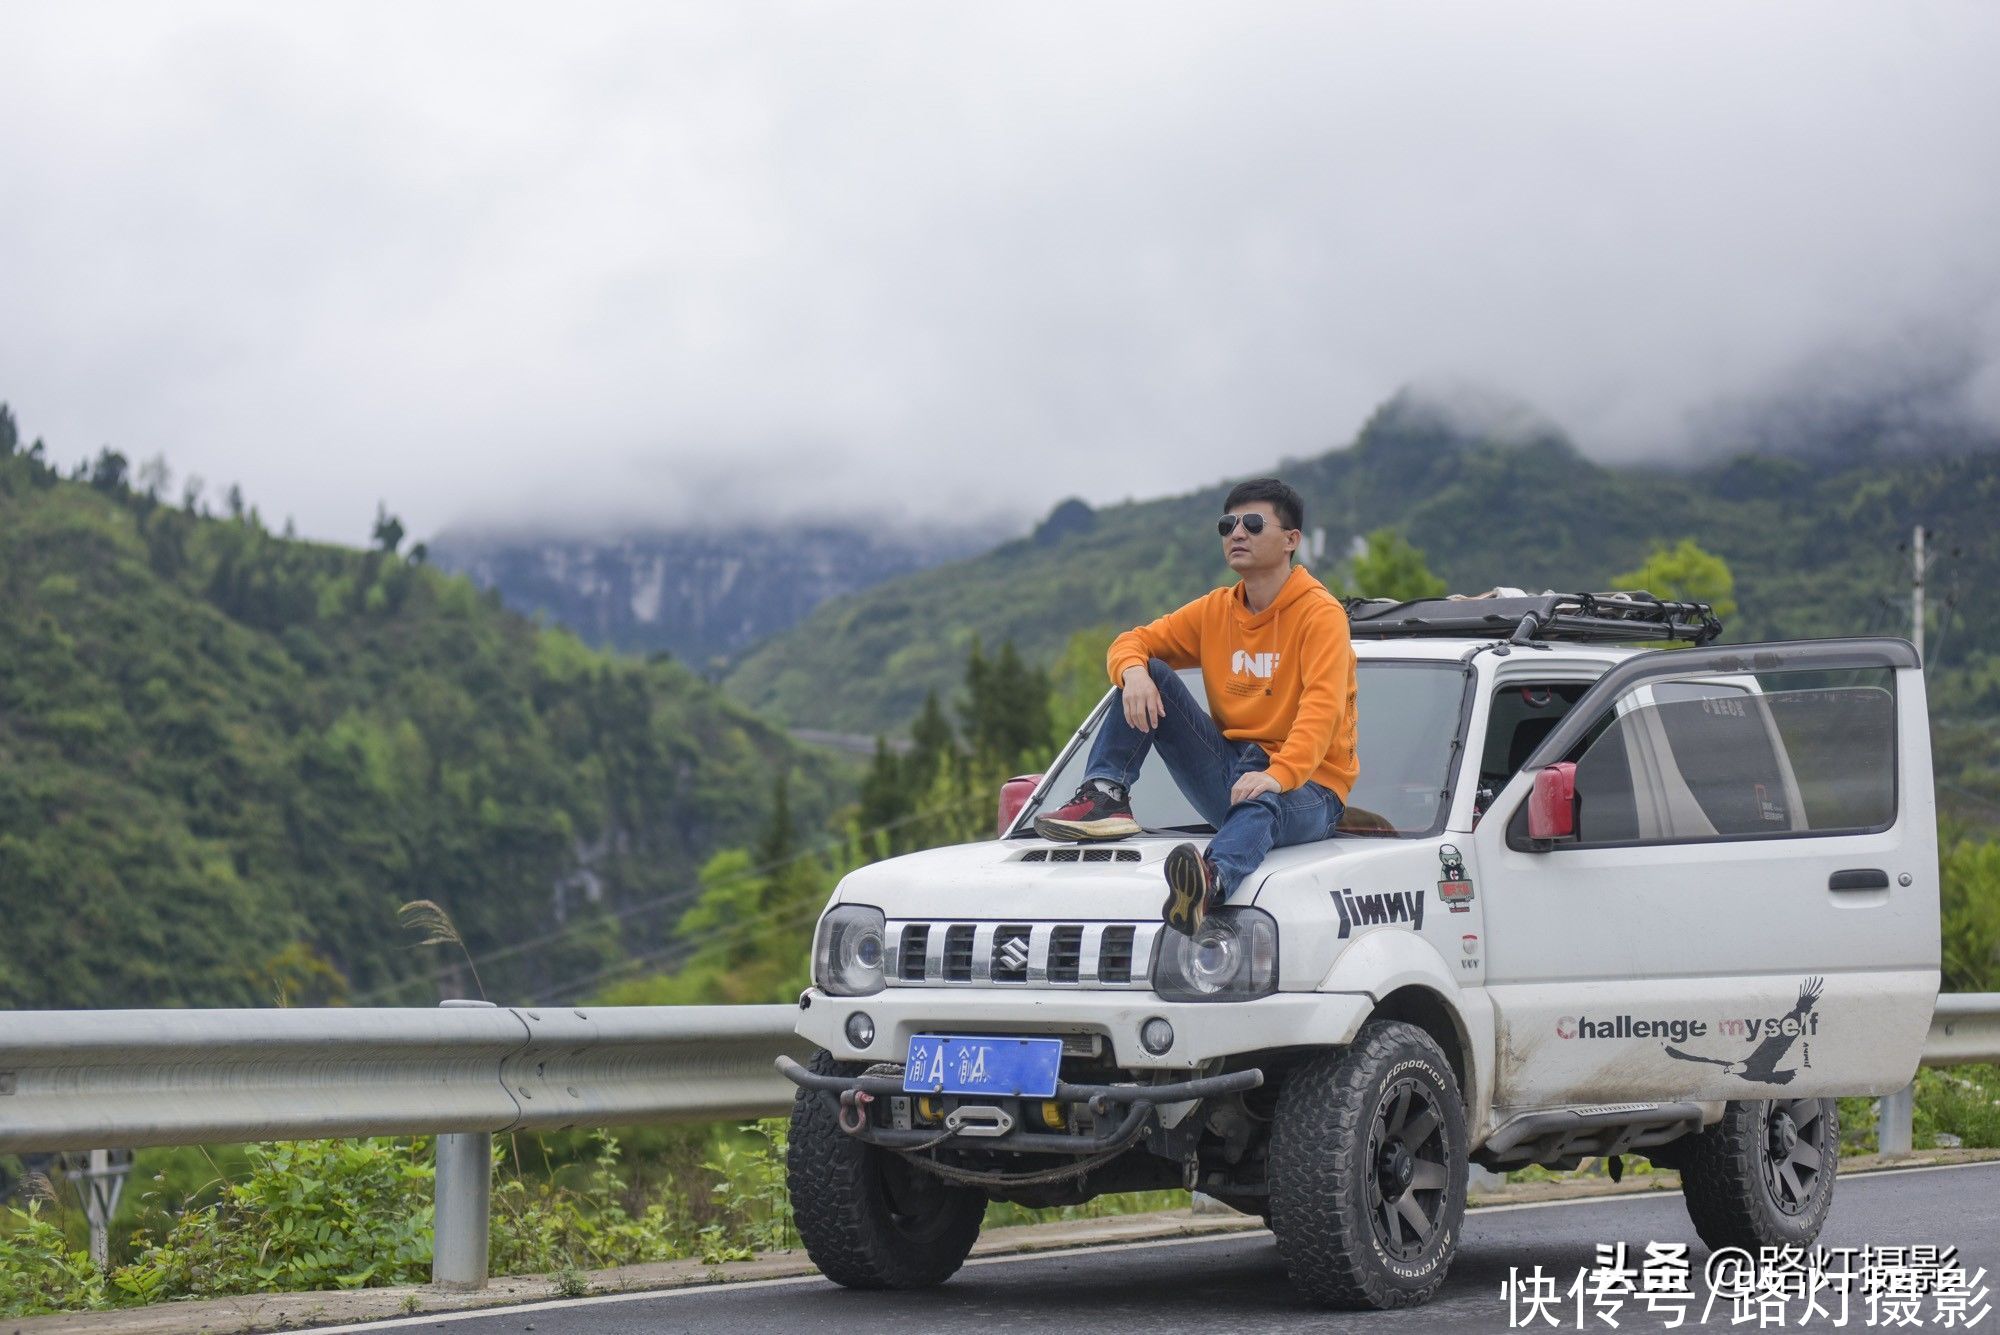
[724,386,2000,736]
[429,521,1008,669]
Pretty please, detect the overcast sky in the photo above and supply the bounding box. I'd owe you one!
[3,2,1998,544]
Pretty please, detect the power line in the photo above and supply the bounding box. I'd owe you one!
[533,900,831,1004]
[353,787,992,1003]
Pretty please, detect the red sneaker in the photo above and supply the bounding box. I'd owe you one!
[1033,780,1140,842]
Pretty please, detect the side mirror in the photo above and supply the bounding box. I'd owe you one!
[997,774,1043,836]
[1527,763,1577,845]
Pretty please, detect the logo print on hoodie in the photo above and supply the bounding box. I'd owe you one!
[1231,650,1281,679]
[1331,888,1425,938]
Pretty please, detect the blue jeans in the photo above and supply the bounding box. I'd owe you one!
[1084,658,1344,898]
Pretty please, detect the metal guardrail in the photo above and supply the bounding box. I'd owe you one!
[1923,993,2000,1068]
[0,1002,808,1155]
[1,995,1992,1287]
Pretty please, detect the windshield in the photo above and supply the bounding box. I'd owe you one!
[1022,662,1467,836]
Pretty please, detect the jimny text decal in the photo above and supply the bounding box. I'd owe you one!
[1332,887,1424,938]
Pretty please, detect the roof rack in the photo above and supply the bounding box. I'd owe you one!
[1343,591,1723,646]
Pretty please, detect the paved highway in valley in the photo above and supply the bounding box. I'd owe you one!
[330,1160,2000,1335]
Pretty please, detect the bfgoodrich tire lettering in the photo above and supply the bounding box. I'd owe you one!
[1679,1098,1839,1252]
[786,1048,987,1289]
[1268,1021,1469,1309]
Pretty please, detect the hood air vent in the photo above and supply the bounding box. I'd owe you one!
[1020,847,1142,863]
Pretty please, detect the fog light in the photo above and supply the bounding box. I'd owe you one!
[1140,1017,1175,1055]
[1037,1100,1066,1130]
[845,1012,875,1048]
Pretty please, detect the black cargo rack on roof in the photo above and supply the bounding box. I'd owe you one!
[1343,592,1723,647]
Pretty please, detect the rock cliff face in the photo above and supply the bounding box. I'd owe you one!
[428,524,1004,667]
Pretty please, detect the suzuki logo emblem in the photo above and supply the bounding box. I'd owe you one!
[997,936,1031,972]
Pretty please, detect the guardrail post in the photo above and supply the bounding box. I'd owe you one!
[432,999,496,1290]
[1877,1083,1915,1158]
[433,1131,493,1289]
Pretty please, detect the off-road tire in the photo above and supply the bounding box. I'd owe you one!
[1680,1098,1839,1252]
[786,1048,986,1289]
[1268,1021,1469,1309]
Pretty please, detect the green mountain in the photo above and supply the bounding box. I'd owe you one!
[725,391,2000,738]
[0,415,839,1010]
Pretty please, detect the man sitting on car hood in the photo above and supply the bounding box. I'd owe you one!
[1035,477,1358,936]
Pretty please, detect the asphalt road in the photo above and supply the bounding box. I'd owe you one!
[335,1161,2000,1335]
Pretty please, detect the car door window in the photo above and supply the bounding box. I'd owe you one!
[1510,668,1898,848]
[1474,681,1590,819]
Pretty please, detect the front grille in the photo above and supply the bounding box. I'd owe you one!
[884,920,1161,989]
[897,925,929,981]
[1019,848,1143,863]
[1047,925,1084,983]
[942,925,976,981]
[1097,925,1137,983]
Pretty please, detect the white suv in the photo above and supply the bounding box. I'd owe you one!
[780,594,1939,1309]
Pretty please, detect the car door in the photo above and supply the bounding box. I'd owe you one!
[1471,638,1938,1110]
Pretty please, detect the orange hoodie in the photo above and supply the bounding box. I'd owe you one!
[1105,565,1358,799]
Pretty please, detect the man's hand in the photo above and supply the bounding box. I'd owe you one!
[1121,665,1166,733]
[1230,770,1280,805]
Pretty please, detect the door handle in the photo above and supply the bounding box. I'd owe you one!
[1829,869,1889,892]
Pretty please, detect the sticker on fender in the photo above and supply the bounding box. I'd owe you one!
[904,1035,1063,1097]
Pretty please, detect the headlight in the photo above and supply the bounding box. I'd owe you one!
[813,905,887,997]
[1151,907,1278,1002]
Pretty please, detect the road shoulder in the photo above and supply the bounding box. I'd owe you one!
[12,1148,1996,1335]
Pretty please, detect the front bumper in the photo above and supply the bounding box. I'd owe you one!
[795,987,1375,1069]
[777,1055,1264,1154]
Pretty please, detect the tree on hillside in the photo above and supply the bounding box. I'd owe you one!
[1047,625,1117,750]
[372,503,406,555]
[1613,538,1738,622]
[135,455,172,502]
[962,637,1052,773]
[89,448,129,493]
[858,738,905,857]
[756,769,796,872]
[1342,528,1448,602]
[908,689,955,788]
[0,402,16,456]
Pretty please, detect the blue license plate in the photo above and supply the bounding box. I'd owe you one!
[904,1035,1063,1097]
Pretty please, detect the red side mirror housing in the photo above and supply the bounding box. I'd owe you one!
[1527,763,1577,844]
[997,774,1043,836]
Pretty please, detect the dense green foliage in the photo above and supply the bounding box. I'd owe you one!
[726,392,2000,747]
[1942,828,2000,993]
[0,412,838,1008]
[0,1128,796,1315]
[1337,528,1449,602]
[1612,538,1739,623]
[602,635,1063,1008]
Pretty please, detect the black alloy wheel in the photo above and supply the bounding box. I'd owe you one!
[1680,1096,1839,1251]
[1368,1076,1453,1261]
[1759,1098,1829,1216]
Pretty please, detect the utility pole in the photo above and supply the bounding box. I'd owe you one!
[1911,524,1926,662]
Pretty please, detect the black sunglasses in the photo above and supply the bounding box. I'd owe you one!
[1217,513,1273,537]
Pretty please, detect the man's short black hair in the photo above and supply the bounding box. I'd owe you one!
[1223,478,1304,532]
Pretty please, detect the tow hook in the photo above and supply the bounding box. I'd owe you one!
[838,1089,874,1135]
[943,1105,1015,1138]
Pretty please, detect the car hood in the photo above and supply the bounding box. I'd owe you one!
[828,834,1387,922]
